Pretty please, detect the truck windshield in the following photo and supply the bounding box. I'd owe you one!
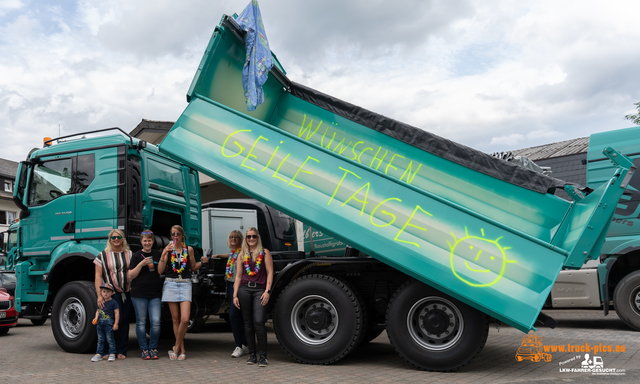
[7,230,17,251]
[28,158,73,206]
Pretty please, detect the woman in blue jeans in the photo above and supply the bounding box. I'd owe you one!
[213,230,248,357]
[128,230,163,360]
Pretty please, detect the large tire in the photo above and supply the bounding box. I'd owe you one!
[51,281,98,353]
[273,274,365,364]
[0,327,9,335]
[386,280,489,371]
[613,270,640,331]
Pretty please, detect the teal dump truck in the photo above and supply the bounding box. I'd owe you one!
[155,15,635,371]
[549,126,640,331]
[6,128,202,352]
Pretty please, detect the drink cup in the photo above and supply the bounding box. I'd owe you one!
[147,256,155,271]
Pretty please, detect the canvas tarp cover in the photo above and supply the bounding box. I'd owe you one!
[288,81,568,195]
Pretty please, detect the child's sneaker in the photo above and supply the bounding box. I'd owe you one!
[149,349,159,359]
[91,354,102,362]
[141,350,150,360]
[108,354,116,362]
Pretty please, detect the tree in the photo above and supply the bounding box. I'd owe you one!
[624,102,640,125]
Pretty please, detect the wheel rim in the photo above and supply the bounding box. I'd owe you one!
[407,296,464,351]
[290,295,339,345]
[59,297,86,339]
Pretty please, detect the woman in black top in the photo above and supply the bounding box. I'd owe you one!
[128,230,163,360]
[157,225,208,360]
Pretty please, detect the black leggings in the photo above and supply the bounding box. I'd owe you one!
[237,285,267,356]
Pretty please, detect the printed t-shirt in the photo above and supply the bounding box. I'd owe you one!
[98,299,119,320]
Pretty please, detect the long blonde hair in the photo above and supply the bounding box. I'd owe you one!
[105,229,130,253]
[227,230,243,250]
[241,227,263,260]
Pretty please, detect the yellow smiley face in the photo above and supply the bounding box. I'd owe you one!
[448,228,517,287]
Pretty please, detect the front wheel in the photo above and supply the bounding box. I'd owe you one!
[273,274,365,364]
[386,280,489,371]
[613,270,640,331]
[51,281,98,353]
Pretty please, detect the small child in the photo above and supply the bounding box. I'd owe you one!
[91,283,120,362]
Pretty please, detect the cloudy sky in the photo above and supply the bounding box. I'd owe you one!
[1,0,639,163]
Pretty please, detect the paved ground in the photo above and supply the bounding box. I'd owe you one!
[1,309,639,383]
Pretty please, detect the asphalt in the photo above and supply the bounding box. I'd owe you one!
[0,308,638,383]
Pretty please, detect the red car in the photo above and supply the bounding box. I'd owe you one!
[0,287,18,335]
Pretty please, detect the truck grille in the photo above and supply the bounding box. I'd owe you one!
[0,300,12,310]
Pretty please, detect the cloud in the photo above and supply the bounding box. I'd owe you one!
[0,0,23,16]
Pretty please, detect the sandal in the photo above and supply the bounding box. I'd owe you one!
[117,354,126,360]
[178,354,186,361]
[168,349,177,360]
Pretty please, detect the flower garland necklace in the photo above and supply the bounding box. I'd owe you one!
[171,242,188,274]
[244,250,264,277]
[225,248,241,279]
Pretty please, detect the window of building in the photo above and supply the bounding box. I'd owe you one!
[3,181,12,192]
[0,210,16,225]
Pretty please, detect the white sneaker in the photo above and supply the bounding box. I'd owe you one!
[108,354,116,362]
[231,346,244,358]
[91,354,102,362]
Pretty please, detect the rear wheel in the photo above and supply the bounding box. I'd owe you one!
[613,270,640,331]
[51,281,98,353]
[386,280,489,371]
[274,274,365,364]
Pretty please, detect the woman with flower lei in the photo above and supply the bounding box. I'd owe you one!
[158,225,208,361]
[210,230,248,358]
[233,227,273,367]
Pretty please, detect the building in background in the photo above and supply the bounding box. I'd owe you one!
[0,158,19,247]
[512,137,589,200]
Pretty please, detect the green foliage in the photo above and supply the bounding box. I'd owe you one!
[624,102,640,125]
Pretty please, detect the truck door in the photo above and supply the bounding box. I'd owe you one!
[73,152,114,241]
[21,155,76,260]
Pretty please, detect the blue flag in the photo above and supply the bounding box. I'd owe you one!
[236,0,273,111]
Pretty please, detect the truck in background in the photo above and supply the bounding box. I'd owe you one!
[548,126,640,331]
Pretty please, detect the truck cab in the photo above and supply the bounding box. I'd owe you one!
[10,128,201,352]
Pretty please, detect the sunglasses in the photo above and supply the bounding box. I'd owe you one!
[229,236,240,239]
[171,232,181,236]
[246,235,258,239]
[141,231,153,235]
[110,236,123,240]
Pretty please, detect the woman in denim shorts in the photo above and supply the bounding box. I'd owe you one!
[157,225,208,361]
